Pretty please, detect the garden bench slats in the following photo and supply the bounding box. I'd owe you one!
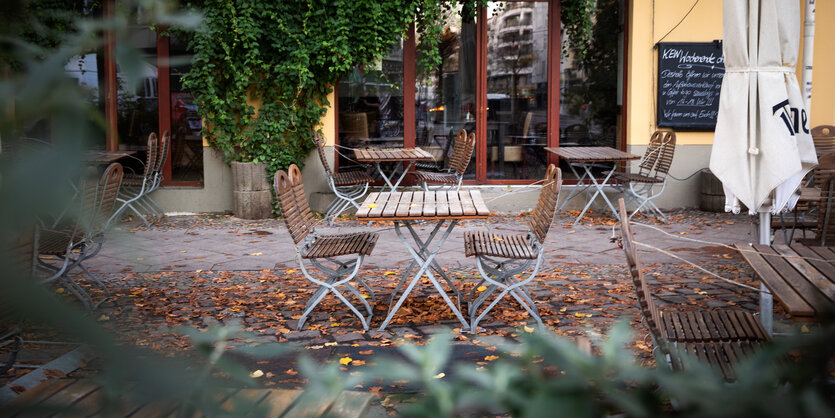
[772,245,835,300]
[790,244,835,284]
[618,199,769,382]
[423,191,436,216]
[755,245,833,312]
[436,191,449,217]
[383,192,401,217]
[470,190,490,214]
[409,192,424,217]
[447,190,463,216]
[355,192,379,218]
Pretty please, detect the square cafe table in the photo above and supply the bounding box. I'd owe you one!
[356,190,491,330]
[545,146,640,225]
[353,147,435,192]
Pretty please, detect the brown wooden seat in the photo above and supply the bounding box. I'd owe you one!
[113,133,159,226]
[303,232,378,259]
[618,198,769,381]
[464,231,538,259]
[414,129,475,191]
[313,133,372,225]
[465,164,562,331]
[274,164,378,330]
[606,130,676,220]
[670,340,764,382]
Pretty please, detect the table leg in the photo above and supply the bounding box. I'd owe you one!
[573,164,619,225]
[558,162,593,212]
[390,161,416,191]
[374,162,397,192]
[379,220,469,330]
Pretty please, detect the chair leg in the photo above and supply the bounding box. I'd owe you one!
[469,254,542,333]
[296,253,373,330]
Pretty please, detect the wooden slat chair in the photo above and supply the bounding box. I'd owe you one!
[414,129,475,191]
[313,133,374,225]
[1,225,37,375]
[464,164,562,332]
[607,130,676,221]
[111,133,158,226]
[39,163,124,310]
[274,164,379,330]
[617,199,770,381]
[138,130,170,218]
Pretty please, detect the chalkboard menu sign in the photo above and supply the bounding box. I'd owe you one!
[657,41,724,130]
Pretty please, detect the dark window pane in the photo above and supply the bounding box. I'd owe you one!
[170,34,204,182]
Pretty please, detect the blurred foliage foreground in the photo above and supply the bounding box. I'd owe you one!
[1,1,834,417]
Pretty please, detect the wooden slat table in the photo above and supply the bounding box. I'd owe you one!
[353,147,435,192]
[84,150,138,165]
[545,146,640,224]
[4,378,372,417]
[357,190,491,330]
[737,243,835,318]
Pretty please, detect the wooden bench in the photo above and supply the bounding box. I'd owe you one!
[618,199,770,381]
[736,243,835,318]
[2,378,373,417]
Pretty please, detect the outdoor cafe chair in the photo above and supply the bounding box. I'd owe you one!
[606,130,676,221]
[464,164,562,332]
[38,162,123,310]
[140,129,170,218]
[111,132,158,226]
[313,133,374,225]
[617,199,770,381]
[414,129,475,191]
[274,164,379,330]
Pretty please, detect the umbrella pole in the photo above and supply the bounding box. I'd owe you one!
[758,210,774,336]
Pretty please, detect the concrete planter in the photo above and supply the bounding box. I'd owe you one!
[231,161,272,219]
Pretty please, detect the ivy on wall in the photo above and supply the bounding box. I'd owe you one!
[183,0,595,177]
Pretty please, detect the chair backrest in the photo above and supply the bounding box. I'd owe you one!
[527,164,562,244]
[153,130,170,176]
[638,130,676,179]
[142,133,159,178]
[448,129,476,175]
[274,164,317,244]
[521,111,533,136]
[618,198,663,341]
[94,163,124,228]
[812,125,835,155]
[312,133,333,177]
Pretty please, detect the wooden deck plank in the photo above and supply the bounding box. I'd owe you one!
[396,192,413,217]
[459,191,476,216]
[368,192,388,218]
[4,379,76,416]
[382,192,401,217]
[469,190,490,215]
[409,192,424,217]
[773,245,835,302]
[447,191,463,216]
[355,192,379,218]
[327,391,374,418]
[435,191,449,217]
[422,191,436,217]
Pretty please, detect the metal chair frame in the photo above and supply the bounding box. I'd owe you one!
[615,131,676,220]
[466,165,562,332]
[313,134,371,225]
[111,133,159,226]
[274,164,377,330]
[39,163,123,310]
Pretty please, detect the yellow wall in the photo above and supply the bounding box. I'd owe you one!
[319,91,336,146]
[627,0,835,146]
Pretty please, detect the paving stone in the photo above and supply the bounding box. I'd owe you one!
[366,330,393,339]
[283,330,321,340]
[332,332,365,343]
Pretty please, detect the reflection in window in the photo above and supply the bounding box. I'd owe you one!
[559,0,621,178]
[170,35,204,182]
[337,42,404,171]
[486,1,548,180]
[116,4,158,167]
[415,5,477,178]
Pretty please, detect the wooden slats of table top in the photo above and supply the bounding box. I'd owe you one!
[544,146,640,162]
[6,379,372,418]
[357,190,490,220]
[353,147,435,162]
[737,243,835,317]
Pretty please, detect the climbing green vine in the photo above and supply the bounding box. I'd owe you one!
[183,0,595,177]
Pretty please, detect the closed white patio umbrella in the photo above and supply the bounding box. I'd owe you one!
[710,0,817,333]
